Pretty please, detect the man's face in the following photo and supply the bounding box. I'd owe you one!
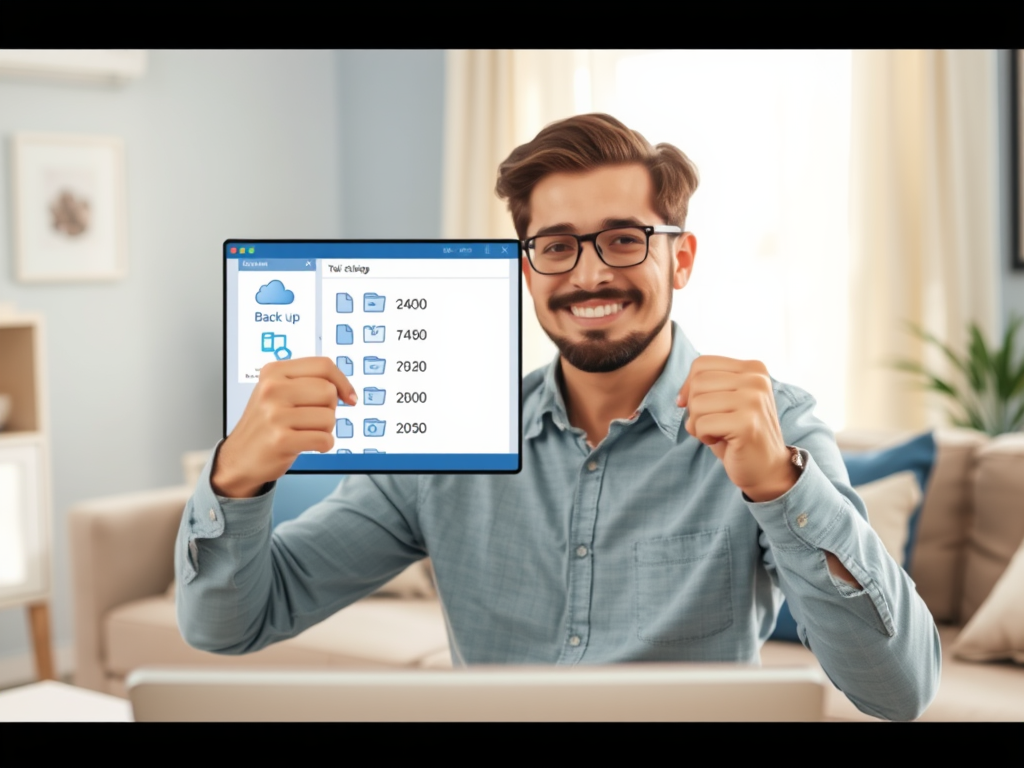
[522,163,696,373]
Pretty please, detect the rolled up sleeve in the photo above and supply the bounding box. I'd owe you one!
[748,388,941,721]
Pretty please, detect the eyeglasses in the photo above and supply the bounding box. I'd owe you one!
[523,225,683,275]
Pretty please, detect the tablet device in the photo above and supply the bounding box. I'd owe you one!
[225,240,522,474]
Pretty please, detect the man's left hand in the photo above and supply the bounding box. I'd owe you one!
[677,356,798,503]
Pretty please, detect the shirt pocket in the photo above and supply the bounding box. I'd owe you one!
[634,528,733,645]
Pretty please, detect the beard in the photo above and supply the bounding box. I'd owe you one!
[543,285,673,373]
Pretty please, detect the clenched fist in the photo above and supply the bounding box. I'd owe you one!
[212,357,357,498]
[677,355,797,503]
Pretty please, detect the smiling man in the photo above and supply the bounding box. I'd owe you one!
[177,114,940,721]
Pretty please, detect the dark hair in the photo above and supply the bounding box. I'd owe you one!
[495,113,700,239]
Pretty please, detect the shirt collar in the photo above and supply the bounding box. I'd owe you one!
[524,322,701,444]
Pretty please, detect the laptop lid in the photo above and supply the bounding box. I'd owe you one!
[127,665,826,722]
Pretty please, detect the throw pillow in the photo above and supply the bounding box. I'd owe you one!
[770,432,936,643]
[952,534,1024,664]
[841,431,937,568]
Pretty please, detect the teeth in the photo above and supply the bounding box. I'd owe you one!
[571,303,622,318]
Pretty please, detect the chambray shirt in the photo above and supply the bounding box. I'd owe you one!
[176,323,940,721]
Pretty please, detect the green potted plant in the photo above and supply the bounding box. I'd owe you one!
[896,316,1024,436]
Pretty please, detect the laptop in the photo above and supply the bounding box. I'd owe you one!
[127,665,826,722]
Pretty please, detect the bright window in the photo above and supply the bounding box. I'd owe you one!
[579,50,852,430]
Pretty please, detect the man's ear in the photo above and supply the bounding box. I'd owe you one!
[672,232,697,290]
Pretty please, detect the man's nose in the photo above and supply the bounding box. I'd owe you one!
[572,241,613,288]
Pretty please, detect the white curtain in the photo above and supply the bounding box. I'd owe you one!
[442,50,583,375]
[846,50,1000,431]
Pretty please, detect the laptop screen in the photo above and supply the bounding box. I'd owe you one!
[224,240,522,474]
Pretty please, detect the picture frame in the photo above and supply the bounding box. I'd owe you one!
[1013,50,1024,271]
[11,133,128,282]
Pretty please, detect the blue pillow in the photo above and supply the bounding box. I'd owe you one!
[271,474,343,528]
[770,431,936,643]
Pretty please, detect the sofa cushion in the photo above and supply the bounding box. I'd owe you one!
[104,593,451,678]
[909,428,989,624]
[954,530,1024,664]
[961,434,1024,624]
[842,431,936,566]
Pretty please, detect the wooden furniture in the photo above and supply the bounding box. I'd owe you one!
[0,309,55,680]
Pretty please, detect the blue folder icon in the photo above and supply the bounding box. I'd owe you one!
[338,399,351,407]
[364,293,385,312]
[363,356,385,375]
[336,449,352,454]
[336,324,354,345]
[336,418,353,438]
[336,293,353,313]
[363,387,386,405]
[364,325,385,343]
[363,418,386,437]
[337,356,354,376]
[363,449,385,454]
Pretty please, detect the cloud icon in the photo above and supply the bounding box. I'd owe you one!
[256,280,294,305]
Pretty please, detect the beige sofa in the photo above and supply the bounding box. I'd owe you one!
[69,430,1024,719]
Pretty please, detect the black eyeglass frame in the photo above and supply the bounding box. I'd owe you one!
[522,224,684,275]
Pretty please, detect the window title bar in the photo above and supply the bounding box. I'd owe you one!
[226,241,520,260]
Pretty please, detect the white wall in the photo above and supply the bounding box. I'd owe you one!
[0,50,343,673]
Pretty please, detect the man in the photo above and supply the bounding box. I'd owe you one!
[178,114,940,721]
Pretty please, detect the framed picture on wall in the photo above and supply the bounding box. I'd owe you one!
[1014,50,1024,271]
[11,133,128,282]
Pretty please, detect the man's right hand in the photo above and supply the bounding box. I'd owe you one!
[211,357,357,498]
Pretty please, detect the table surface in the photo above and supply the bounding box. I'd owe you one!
[0,680,133,722]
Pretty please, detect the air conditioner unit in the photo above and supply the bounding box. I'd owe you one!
[0,50,147,85]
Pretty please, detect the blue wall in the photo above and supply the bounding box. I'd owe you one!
[0,50,346,672]
[337,50,445,238]
[0,48,449,679]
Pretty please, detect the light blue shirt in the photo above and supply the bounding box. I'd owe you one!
[177,323,940,721]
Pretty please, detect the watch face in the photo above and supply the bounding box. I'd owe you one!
[788,446,805,470]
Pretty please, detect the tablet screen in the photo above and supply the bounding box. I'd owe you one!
[225,240,522,473]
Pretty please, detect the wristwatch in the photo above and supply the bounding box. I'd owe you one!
[787,445,806,473]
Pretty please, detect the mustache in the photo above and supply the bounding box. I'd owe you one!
[548,288,643,313]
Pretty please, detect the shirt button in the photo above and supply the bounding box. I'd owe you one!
[569,635,581,647]
[587,461,598,472]
[576,545,588,558]
[796,512,809,528]
[208,509,217,522]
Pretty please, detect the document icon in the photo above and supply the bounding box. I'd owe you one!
[364,293,386,312]
[363,449,385,453]
[336,418,354,438]
[338,399,351,407]
[364,325,385,343]
[336,324,354,345]
[363,356,386,375]
[336,293,353,313]
[335,449,352,454]
[363,418,386,437]
[363,387,386,405]
[337,356,354,376]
